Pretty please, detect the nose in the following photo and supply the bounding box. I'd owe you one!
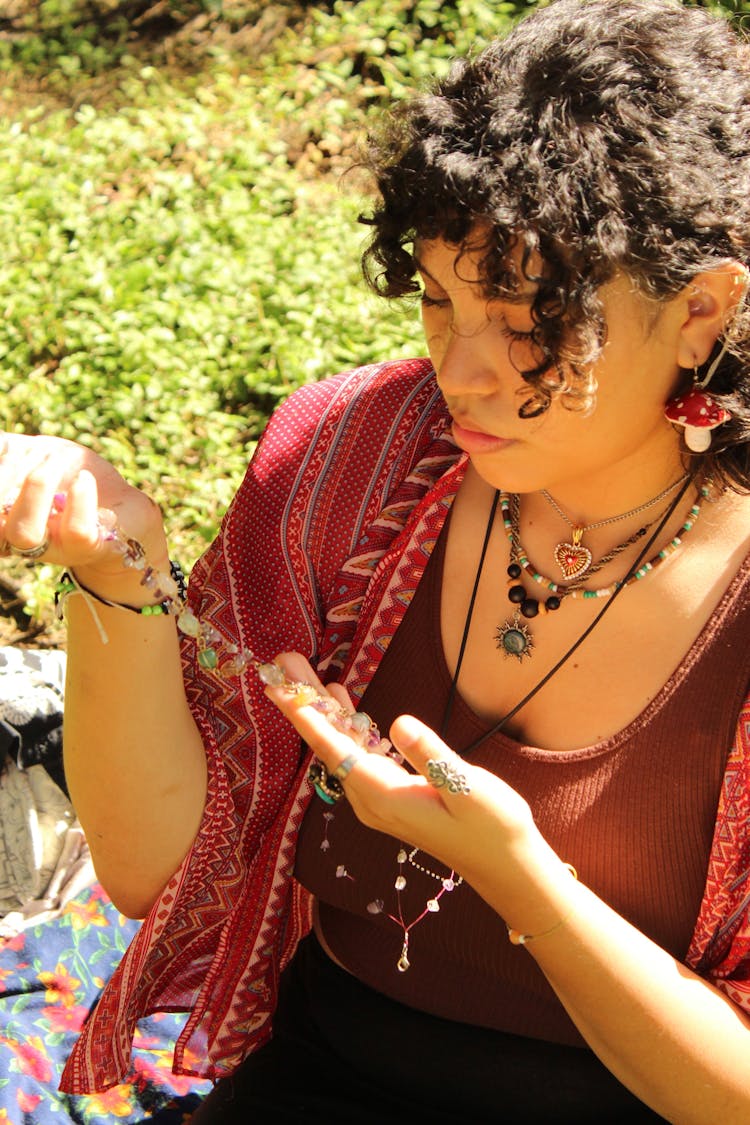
[433,323,508,400]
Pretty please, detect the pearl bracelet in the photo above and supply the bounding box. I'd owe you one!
[506,863,579,946]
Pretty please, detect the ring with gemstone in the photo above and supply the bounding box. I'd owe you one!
[308,760,346,804]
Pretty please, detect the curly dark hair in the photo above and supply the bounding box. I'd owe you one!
[360,0,750,490]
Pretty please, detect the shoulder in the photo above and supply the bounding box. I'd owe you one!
[249,358,447,485]
[265,357,442,440]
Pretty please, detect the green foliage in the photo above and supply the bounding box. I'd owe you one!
[2,0,747,627]
[0,7,442,625]
[276,0,522,101]
[2,1,527,615]
[0,76,426,556]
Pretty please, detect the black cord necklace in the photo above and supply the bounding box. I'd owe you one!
[441,472,698,756]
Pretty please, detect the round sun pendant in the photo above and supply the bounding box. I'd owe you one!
[495,614,534,661]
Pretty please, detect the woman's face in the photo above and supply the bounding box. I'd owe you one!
[417,237,686,498]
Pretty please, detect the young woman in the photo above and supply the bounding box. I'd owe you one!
[2,1,750,1119]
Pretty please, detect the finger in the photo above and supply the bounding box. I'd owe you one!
[58,469,103,558]
[261,654,395,777]
[1,453,66,555]
[0,444,44,515]
[390,714,474,796]
[273,651,328,693]
[264,663,368,770]
[327,682,354,711]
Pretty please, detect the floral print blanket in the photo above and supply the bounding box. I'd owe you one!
[0,647,210,1122]
[0,882,211,1123]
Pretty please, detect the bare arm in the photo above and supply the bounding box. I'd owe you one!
[0,433,207,917]
[267,653,750,1124]
[63,602,207,919]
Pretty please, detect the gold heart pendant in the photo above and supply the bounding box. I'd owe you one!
[554,541,593,580]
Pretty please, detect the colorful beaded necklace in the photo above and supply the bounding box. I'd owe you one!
[496,483,710,662]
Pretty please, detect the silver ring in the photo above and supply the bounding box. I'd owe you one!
[331,753,359,783]
[426,759,471,795]
[7,538,49,559]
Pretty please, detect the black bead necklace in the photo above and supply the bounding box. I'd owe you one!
[495,481,706,662]
[497,491,656,660]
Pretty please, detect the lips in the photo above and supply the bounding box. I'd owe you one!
[451,419,515,455]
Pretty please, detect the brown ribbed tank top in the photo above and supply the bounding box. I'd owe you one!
[295,528,750,1046]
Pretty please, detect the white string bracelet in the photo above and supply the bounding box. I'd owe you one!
[55,563,186,646]
[55,570,112,644]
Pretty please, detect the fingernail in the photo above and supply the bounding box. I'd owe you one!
[391,714,423,747]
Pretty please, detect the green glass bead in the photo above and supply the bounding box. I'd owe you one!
[198,647,218,669]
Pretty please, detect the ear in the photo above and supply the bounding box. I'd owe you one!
[676,262,749,369]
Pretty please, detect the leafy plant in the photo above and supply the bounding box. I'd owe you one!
[2,0,745,634]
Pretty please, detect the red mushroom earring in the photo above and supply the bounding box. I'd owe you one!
[664,346,731,453]
[665,267,750,452]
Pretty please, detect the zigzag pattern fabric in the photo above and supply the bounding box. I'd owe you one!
[61,358,750,1092]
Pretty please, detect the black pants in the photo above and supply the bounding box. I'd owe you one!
[190,933,666,1123]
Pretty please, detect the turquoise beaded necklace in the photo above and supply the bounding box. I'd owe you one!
[496,484,710,662]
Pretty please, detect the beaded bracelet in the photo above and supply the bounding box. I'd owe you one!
[57,563,186,613]
[506,863,579,946]
[55,563,187,644]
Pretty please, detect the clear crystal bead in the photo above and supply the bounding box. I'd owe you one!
[177,610,201,637]
[257,662,284,686]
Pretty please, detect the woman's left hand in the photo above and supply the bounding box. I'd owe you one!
[263,652,567,926]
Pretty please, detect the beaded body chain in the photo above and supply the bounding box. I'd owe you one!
[54,504,464,973]
[52,472,704,972]
[366,847,464,972]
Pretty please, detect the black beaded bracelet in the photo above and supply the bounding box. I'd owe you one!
[56,560,186,618]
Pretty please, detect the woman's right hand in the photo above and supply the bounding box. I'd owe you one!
[0,432,169,602]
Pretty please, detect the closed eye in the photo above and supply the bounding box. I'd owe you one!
[499,320,536,344]
[419,292,451,309]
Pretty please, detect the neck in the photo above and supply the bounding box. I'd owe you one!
[508,457,703,590]
[530,453,689,529]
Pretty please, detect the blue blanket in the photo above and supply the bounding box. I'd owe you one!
[0,883,211,1123]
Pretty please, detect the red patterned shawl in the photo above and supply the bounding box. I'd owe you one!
[61,359,750,1092]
